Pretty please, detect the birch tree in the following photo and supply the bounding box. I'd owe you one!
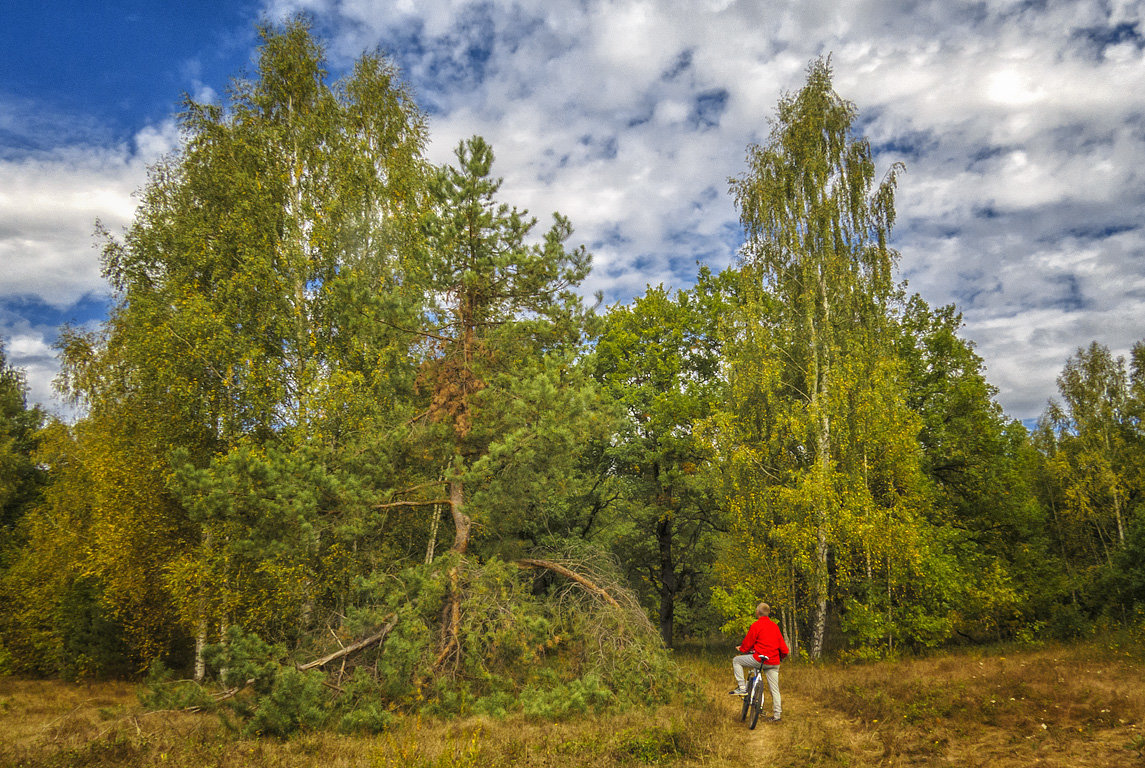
[720,58,942,658]
[51,19,428,676]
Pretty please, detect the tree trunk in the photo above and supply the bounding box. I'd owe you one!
[657,510,676,648]
[426,502,442,564]
[811,523,828,660]
[449,475,470,554]
[193,616,207,682]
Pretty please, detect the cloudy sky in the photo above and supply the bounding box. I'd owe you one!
[3,0,1144,424]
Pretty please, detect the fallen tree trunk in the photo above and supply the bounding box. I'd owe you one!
[433,567,463,671]
[298,615,398,672]
[516,558,621,609]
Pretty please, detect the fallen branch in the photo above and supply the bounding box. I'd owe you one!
[298,615,398,671]
[516,558,621,609]
[433,567,462,671]
[212,679,255,703]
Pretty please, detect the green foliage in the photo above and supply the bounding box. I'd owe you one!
[133,547,678,732]
[337,700,395,734]
[412,134,600,557]
[246,667,329,737]
[897,296,1051,641]
[718,56,947,659]
[614,723,695,765]
[1032,339,1145,625]
[591,268,733,647]
[519,672,614,719]
[56,578,134,680]
[7,18,431,678]
[0,340,45,533]
[139,659,216,711]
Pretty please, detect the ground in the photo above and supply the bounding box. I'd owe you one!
[2,638,1143,767]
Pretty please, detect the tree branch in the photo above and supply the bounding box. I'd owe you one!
[373,498,451,510]
[516,558,620,609]
[298,615,398,671]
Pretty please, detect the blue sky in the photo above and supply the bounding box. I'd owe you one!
[3,1,1145,424]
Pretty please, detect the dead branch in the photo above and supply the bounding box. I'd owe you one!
[212,679,255,703]
[298,615,398,671]
[433,567,463,671]
[373,498,452,510]
[516,558,621,609]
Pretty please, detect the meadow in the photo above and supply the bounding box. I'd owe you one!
[2,638,1142,768]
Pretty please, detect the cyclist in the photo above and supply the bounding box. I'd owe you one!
[729,601,789,723]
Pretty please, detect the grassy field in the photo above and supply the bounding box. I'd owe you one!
[2,638,1143,767]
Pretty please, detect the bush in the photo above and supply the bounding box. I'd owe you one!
[139,547,682,732]
[246,666,328,737]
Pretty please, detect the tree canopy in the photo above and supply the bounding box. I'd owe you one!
[2,29,1143,732]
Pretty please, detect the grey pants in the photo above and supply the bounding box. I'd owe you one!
[733,654,781,718]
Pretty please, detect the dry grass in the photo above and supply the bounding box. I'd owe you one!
[2,637,1143,768]
[710,635,1145,768]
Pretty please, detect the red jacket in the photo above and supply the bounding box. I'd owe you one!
[738,616,789,664]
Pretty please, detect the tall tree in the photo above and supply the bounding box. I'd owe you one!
[897,295,1047,638]
[43,19,429,675]
[592,268,732,646]
[413,136,597,559]
[1036,342,1138,570]
[720,58,943,658]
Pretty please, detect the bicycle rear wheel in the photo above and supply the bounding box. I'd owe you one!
[748,678,764,729]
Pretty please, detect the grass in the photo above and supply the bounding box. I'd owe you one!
[1,636,1143,767]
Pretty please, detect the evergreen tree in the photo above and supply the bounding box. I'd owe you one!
[412,135,598,558]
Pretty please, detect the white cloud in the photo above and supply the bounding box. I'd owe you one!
[0,324,68,418]
[0,120,178,415]
[0,121,178,308]
[254,0,1145,424]
[4,0,1145,423]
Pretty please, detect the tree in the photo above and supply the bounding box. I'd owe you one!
[897,295,1048,639]
[1033,340,1144,626]
[413,135,597,558]
[1039,343,1133,556]
[400,136,610,667]
[0,341,44,533]
[592,268,732,646]
[39,19,429,677]
[719,58,946,658]
[0,343,49,673]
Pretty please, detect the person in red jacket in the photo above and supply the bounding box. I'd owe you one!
[729,601,789,722]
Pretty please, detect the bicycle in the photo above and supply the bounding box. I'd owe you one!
[738,663,767,729]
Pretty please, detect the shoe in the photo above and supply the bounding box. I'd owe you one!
[728,687,747,695]
[765,716,782,723]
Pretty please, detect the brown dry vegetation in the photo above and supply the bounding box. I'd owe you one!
[2,637,1143,768]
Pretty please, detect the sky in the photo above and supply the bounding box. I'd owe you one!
[2,0,1144,425]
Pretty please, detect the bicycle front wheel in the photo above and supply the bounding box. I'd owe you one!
[739,680,751,721]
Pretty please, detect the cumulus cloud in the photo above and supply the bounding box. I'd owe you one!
[5,0,1145,422]
[253,0,1145,420]
[0,120,178,307]
[0,117,178,414]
